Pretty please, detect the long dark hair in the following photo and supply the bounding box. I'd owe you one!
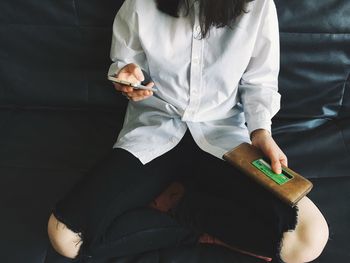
[155,0,253,39]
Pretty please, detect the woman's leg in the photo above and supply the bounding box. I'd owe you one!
[46,206,199,263]
[167,180,282,261]
[279,196,329,263]
[47,147,183,261]
[47,130,201,261]
[86,207,198,260]
[168,148,329,263]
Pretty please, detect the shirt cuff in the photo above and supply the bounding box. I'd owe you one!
[246,112,272,139]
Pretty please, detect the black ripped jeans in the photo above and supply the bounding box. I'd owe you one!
[48,129,297,263]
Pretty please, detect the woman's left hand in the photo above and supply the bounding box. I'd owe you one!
[250,129,288,174]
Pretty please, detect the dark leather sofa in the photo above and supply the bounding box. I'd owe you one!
[0,0,349,262]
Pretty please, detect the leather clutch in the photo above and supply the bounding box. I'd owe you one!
[222,142,313,207]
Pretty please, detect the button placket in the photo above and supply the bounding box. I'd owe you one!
[192,57,200,64]
[183,1,202,120]
[191,27,204,117]
[189,40,201,116]
[195,25,201,35]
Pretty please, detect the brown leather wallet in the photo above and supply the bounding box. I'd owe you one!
[222,142,313,207]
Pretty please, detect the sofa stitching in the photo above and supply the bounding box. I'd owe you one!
[72,0,90,105]
[337,71,350,118]
[333,119,350,158]
[71,0,79,27]
[334,72,350,157]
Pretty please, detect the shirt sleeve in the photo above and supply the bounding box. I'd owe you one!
[108,0,148,77]
[238,0,281,137]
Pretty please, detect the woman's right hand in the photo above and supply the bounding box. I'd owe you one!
[112,63,155,101]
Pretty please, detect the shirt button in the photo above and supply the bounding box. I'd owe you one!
[192,58,199,64]
[194,25,200,34]
[170,137,177,143]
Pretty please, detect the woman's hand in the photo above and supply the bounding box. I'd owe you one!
[250,129,288,174]
[113,63,155,101]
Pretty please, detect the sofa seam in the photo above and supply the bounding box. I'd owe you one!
[333,118,350,158]
[337,71,350,118]
[280,32,350,35]
[0,105,124,112]
[0,23,111,29]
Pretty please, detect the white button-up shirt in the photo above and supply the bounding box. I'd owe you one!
[108,0,281,165]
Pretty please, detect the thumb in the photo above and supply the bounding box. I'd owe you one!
[271,157,282,174]
[128,63,144,82]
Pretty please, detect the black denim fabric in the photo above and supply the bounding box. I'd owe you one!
[49,130,297,263]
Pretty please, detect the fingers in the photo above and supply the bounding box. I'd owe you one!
[119,63,145,82]
[132,64,145,82]
[254,135,288,174]
[113,82,133,93]
[272,159,289,174]
[268,147,290,174]
[270,150,289,174]
[112,63,148,97]
[270,155,282,174]
[128,90,153,101]
[263,143,282,174]
[121,82,155,101]
[280,155,288,167]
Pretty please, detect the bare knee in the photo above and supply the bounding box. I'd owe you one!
[280,196,329,263]
[47,213,83,259]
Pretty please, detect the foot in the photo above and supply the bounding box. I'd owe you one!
[149,181,185,213]
[198,233,273,262]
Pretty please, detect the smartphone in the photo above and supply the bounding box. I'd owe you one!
[107,75,157,92]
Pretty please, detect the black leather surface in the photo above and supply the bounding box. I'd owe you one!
[0,0,126,109]
[275,0,350,119]
[272,118,350,179]
[0,0,349,262]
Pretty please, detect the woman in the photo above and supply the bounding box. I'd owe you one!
[47,0,329,262]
